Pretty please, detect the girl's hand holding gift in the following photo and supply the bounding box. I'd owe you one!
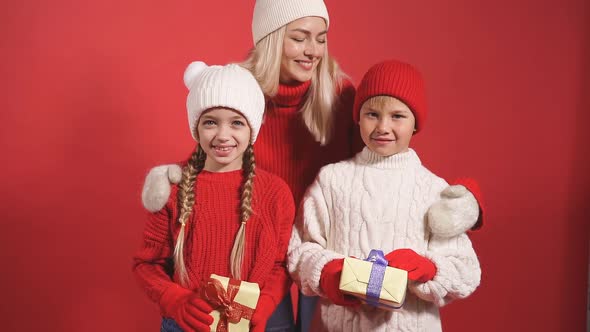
[159,284,214,332]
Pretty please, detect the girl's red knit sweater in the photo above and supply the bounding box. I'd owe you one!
[133,168,295,314]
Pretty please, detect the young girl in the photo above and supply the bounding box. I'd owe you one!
[139,1,485,331]
[288,60,481,331]
[133,62,295,332]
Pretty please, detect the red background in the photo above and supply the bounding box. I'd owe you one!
[1,0,589,331]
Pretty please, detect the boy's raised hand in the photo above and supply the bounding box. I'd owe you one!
[427,184,480,237]
[385,249,436,283]
[159,284,214,332]
[320,258,361,307]
[141,164,183,212]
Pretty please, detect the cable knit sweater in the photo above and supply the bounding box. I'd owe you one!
[133,168,295,315]
[288,148,481,332]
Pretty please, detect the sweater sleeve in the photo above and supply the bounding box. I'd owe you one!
[256,181,296,312]
[287,172,345,297]
[132,201,179,307]
[408,233,481,307]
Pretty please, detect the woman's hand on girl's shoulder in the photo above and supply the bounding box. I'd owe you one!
[142,164,183,212]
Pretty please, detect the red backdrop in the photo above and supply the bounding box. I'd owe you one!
[1,0,588,331]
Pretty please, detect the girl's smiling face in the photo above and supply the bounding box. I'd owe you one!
[196,107,251,172]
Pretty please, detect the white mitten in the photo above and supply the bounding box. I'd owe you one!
[427,185,479,237]
[141,164,183,212]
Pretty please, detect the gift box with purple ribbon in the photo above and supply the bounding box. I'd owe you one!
[339,249,408,310]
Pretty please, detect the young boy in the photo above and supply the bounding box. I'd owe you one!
[287,60,481,332]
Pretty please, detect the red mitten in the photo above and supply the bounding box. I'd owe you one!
[160,284,214,332]
[385,249,436,283]
[250,295,275,332]
[319,259,361,307]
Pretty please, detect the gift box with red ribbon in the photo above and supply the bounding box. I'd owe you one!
[204,274,260,332]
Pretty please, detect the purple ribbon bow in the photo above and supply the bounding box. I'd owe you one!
[365,249,388,306]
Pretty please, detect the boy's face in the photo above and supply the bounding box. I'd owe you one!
[358,96,416,157]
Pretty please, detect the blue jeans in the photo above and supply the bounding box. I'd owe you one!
[160,293,294,332]
[160,318,182,332]
[295,294,318,332]
[265,292,294,332]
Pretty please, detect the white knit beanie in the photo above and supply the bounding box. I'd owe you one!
[184,61,265,143]
[252,0,330,45]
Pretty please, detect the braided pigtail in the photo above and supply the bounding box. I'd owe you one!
[229,144,256,279]
[174,145,206,286]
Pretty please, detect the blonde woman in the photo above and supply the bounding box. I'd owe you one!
[141,1,485,331]
[133,62,295,332]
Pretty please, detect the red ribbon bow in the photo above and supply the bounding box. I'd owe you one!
[204,277,255,332]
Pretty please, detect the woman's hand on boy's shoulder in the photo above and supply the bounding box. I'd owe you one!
[427,185,480,237]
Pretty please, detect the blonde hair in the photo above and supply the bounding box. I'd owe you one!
[174,144,256,285]
[241,26,347,145]
[362,95,398,112]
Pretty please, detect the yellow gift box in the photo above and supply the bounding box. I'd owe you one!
[338,251,408,310]
[205,274,260,332]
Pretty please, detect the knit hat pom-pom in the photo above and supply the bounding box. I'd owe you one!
[183,61,208,90]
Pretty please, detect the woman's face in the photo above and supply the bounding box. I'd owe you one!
[280,16,327,84]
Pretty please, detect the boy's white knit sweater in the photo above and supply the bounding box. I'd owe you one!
[288,147,481,332]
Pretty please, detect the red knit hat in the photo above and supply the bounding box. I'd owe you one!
[353,60,427,133]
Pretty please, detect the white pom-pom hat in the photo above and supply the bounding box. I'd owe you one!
[252,0,329,45]
[184,61,265,143]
